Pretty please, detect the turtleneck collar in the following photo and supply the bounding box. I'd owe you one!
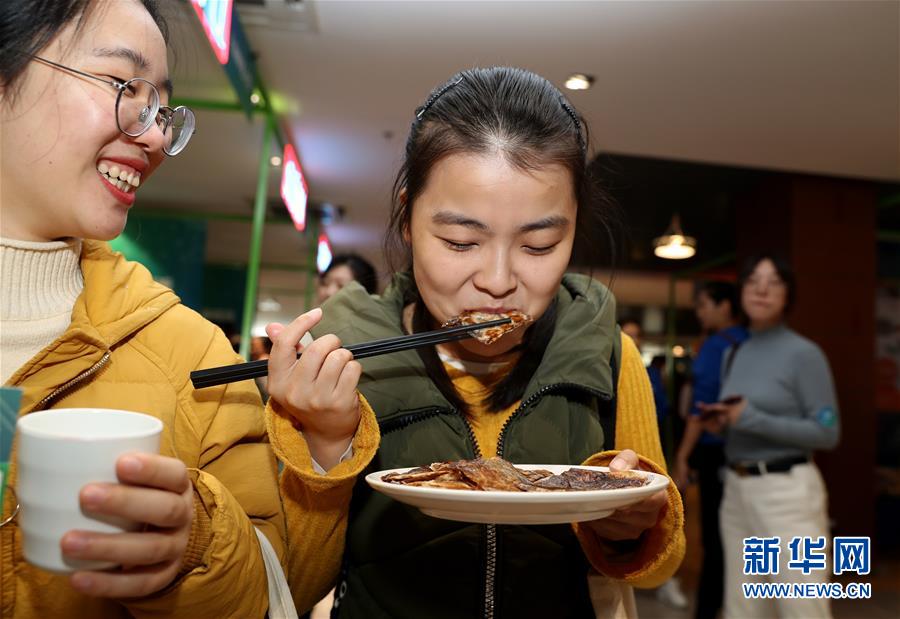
[1,237,84,321]
[749,321,788,337]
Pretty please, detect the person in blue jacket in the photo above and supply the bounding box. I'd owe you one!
[674,281,748,619]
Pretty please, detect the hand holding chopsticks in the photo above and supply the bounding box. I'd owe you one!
[197,308,512,471]
[190,313,512,389]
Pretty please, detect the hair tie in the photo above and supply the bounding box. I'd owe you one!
[414,76,464,121]
[559,98,586,154]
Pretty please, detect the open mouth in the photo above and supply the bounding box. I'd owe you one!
[97,161,141,194]
[441,309,533,345]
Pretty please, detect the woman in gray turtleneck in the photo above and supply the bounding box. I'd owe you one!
[700,254,839,619]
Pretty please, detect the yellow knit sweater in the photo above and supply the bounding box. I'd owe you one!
[267,333,685,613]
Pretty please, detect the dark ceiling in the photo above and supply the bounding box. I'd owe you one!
[590,153,900,275]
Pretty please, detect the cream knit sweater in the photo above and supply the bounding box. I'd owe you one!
[0,237,83,384]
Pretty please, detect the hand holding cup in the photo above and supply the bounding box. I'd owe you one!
[62,452,194,598]
[16,408,194,598]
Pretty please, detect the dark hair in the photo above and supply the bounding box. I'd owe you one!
[738,252,796,313]
[0,0,169,99]
[386,66,620,413]
[322,253,378,295]
[257,336,273,355]
[698,280,740,319]
[386,66,618,271]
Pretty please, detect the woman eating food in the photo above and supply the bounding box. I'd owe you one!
[266,66,685,618]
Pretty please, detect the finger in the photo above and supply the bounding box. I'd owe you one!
[269,308,323,376]
[116,453,190,494]
[335,360,363,403]
[602,511,653,530]
[61,529,183,567]
[316,347,354,394]
[70,564,176,599]
[293,334,343,385]
[80,484,193,528]
[609,449,638,471]
[265,322,284,340]
[588,519,640,542]
[623,490,668,514]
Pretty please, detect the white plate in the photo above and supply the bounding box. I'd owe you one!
[365,464,670,525]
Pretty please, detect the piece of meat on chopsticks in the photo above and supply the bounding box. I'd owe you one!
[441,310,533,345]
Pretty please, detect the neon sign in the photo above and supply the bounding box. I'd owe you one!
[280,144,308,232]
[317,234,333,274]
[190,0,234,65]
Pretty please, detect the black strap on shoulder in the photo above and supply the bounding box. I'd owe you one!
[719,329,738,346]
[723,340,743,381]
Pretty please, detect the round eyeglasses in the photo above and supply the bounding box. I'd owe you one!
[114,77,195,156]
[29,55,195,156]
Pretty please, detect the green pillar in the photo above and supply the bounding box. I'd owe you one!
[239,118,274,360]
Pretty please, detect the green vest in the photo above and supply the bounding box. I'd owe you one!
[312,273,621,619]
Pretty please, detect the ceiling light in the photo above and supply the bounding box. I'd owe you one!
[270,155,282,166]
[653,214,697,260]
[565,73,594,90]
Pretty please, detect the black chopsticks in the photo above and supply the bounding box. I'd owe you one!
[190,317,512,389]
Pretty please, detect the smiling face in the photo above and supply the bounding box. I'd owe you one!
[408,152,577,359]
[0,0,169,242]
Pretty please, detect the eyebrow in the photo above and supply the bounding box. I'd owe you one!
[518,215,570,233]
[93,46,173,98]
[431,210,489,232]
[431,210,571,234]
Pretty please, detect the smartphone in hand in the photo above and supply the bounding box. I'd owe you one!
[698,395,743,420]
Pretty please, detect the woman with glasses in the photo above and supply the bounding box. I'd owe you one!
[0,1,285,617]
[700,254,840,619]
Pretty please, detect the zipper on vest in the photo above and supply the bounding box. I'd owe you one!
[496,382,611,457]
[378,407,449,435]
[374,406,495,617]
[33,352,111,411]
[481,382,611,619]
[452,414,496,619]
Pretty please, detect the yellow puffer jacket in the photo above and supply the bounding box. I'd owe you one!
[1,241,286,618]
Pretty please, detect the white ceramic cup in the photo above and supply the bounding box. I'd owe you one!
[16,408,163,573]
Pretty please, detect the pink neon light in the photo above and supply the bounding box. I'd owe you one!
[280,144,308,232]
[317,233,333,273]
[190,0,233,65]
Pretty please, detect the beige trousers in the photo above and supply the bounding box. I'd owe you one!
[720,463,832,619]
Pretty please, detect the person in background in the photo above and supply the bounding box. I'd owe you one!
[673,281,748,619]
[620,318,688,611]
[648,355,670,425]
[701,254,839,619]
[0,1,285,616]
[267,66,684,618]
[316,253,378,304]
